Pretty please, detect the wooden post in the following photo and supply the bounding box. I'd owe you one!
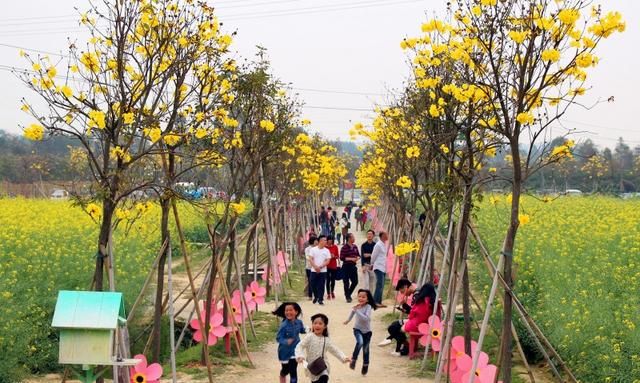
[171,201,215,383]
[167,245,177,383]
[469,226,567,382]
[259,162,279,307]
[464,253,505,383]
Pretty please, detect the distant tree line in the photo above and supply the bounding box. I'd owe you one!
[0,129,81,183]
[486,137,640,193]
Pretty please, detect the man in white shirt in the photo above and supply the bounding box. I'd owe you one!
[370,231,389,307]
[308,235,331,305]
[304,236,318,300]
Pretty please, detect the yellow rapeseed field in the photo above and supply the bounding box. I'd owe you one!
[0,198,206,380]
[476,195,640,382]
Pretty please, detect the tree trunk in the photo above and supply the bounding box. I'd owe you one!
[501,142,522,383]
[153,151,174,363]
[94,199,115,292]
[152,197,170,363]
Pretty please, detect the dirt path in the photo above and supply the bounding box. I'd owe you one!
[214,209,432,383]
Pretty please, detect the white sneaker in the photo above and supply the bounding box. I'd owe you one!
[377,339,392,347]
[390,351,402,357]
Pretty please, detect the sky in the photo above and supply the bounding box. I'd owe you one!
[0,0,638,150]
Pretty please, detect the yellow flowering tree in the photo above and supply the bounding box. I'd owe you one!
[18,0,236,297]
[446,1,625,380]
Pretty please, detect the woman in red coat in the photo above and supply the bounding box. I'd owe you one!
[380,283,437,355]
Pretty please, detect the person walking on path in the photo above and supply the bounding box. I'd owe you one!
[304,237,318,300]
[339,213,349,245]
[325,235,340,300]
[344,289,376,376]
[361,208,368,231]
[327,207,336,237]
[340,233,360,303]
[360,230,376,291]
[370,231,388,307]
[274,302,306,383]
[295,313,350,383]
[354,205,363,231]
[309,235,331,305]
[319,206,329,236]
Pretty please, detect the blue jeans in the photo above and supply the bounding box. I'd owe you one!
[310,272,326,303]
[352,329,372,365]
[373,269,386,304]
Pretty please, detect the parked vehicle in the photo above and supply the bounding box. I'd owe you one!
[51,189,69,199]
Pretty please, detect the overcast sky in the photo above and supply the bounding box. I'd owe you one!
[0,0,638,149]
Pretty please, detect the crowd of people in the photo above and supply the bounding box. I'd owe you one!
[271,205,440,383]
[303,231,388,308]
[315,203,368,242]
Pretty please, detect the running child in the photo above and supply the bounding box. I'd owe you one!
[274,302,306,383]
[344,289,376,375]
[295,313,350,383]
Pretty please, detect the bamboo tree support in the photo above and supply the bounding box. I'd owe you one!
[167,245,178,383]
[259,162,279,307]
[173,258,212,317]
[415,220,434,285]
[253,221,259,282]
[428,213,456,371]
[127,239,168,322]
[434,260,468,382]
[106,228,129,383]
[171,200,215,383]
[464,253,505,383]
[174,261,213,352]
[233,231,257,342]
[435,206,465,377]
[469,226,570,382]
[215,257,254,366]
[511,324,536,383]
[420,211,455,371]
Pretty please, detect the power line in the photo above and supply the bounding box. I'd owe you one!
[0,17,79,28]
[0,0,423,38]
[0,43,67,57]
[304,105,374,111]
[559,118,636,134]
[223,0,425,21]
[220,0,303,10]
[289,86,386,97]
[0,0,303,27]
[0,14,76,22]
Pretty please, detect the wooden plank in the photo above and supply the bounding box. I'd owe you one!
[59,329,113,365]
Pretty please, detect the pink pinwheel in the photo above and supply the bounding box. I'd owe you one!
[199,299,223,317]
[190,312,227,346]
[461,355,497,383]
[244,280,267,310]
[230,290,248,324]
[129,354,162,383]
[451,336,481,371]
[276,251,290,274]
[418,315,443,351]
[261,263,282,285]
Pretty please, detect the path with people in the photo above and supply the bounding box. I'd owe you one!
[214,208,433,383]
[25,208,432,383]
